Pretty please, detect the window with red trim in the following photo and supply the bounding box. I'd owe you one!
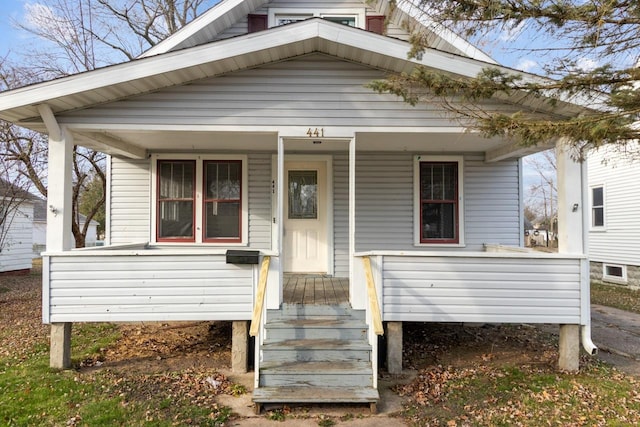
[204,160,242,242]
[157,160,195,242]
[420,162,459,243]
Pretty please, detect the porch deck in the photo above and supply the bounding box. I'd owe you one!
[283,275,349,305]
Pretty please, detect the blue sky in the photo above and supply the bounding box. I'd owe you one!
[0,0,26,56]
[0,1,548,191]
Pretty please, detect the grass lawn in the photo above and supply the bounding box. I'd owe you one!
[591,282,640,314]
[3,267,640,426]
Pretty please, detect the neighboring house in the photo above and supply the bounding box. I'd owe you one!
[0,178,37,274]
[32,200,99,256]
[588,143,640,287]
[0,0,597,410]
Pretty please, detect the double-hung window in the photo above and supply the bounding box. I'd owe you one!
[591,185,605,228]
[154,155,247,244]
[415,156,464,245]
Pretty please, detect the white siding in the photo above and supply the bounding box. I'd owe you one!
[333,153,349,276]
[249,153,273,249]
[109,157,150,244]
[381,255,582,323]
[0,202,34,272]
[46,253,254,322]
[355,153,521,251]
[588,145,640,267]
[61,54,495,130]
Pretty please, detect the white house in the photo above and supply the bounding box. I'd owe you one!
[32,199,99,257]
[0,0,597,411]
[588,143,640,287]
[0,178,37,274]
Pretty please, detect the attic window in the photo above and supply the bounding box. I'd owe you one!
[268,9,366,29]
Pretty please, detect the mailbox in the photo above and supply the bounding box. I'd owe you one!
[225,250,260,264]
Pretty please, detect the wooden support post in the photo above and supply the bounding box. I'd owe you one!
[50,322,72,369]
[232,321,249,373]
[559,324,580,372]
[387,321,402,374]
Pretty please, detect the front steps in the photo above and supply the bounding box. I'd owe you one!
[252,303,379,413]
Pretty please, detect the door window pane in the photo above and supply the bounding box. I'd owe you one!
[289,170,317,219]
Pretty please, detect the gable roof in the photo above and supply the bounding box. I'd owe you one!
[140,0,495,63]
[0,18,583,129]
[0,178,39,202]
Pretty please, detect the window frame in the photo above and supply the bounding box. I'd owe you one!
[156,159,196,243]
[203,159,243,243]
[603,263,627,284]
[151,154,248,245]
[268,8,366,29]
[590,184,606,230]
[413,155,465,247]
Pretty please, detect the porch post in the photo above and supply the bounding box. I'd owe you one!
[348,136,356,303]
[556,141,584,372]
[39,104,74,369]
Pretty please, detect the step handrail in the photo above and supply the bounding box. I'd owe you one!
[362,256,384,335]
[249,256,271,337]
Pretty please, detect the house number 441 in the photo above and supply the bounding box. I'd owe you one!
[306,128,324,138]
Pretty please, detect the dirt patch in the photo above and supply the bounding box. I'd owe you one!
[93,321,232,374]
[402,322,559,372]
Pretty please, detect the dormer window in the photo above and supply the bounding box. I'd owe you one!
[267,9,365,29]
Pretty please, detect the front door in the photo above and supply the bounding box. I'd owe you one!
[283,160,328,273]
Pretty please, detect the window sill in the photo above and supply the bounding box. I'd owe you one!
[414,243,466,248]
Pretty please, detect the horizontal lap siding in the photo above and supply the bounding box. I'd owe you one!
[0,204,33,272]
[48,255,254,322]
[62,55,459,129]
[382,256,581,323]
[464,156,520,246]
[334,153,349,277]
[588,146,640,266]
[110,157,150,244]
[355,154,521,251]
[248,153,273,249]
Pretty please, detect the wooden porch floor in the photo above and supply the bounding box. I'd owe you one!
[283,275,349,305]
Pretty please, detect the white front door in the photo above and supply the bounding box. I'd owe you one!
[283,160,328,273]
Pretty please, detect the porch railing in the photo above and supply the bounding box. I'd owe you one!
[361,256,384,335]
[249,256,271,337]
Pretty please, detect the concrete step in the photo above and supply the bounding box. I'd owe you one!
[261,339,372,362]
[265,318,368,341]
[259,360,373,387]
[253,386,379,413]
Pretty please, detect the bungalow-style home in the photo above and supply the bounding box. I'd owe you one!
[0,178,37,274]
[0,0,597,411]
[588,142,640,287]
[32,199,99,256]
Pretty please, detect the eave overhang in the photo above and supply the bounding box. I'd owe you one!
[0,18,586,128]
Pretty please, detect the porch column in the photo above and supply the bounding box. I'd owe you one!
[348,136,356,305]
[39,104,74,369]
[556,141,585,372]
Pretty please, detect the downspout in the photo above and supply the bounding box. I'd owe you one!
[580,158,598,355]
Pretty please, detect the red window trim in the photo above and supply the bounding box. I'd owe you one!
[202,160,242,243]
[419,161,459,244]
[156,159,196,243]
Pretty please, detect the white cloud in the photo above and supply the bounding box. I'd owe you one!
[24,2,77,43]
[499,20,526,42]
[516,59,538,72]
[576,57,599,72]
